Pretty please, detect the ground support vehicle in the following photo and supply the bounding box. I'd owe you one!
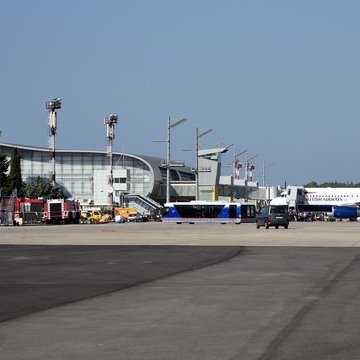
[1,197,44,225]
[114,207,137,223]
[43,199,80,224]
[80,209,109,224]
[127,211,144,222]
[256,205,289,229]
[162,201,256,224]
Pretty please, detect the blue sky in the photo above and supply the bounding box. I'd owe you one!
[1,0,359,186]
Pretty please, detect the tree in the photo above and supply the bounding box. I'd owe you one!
[6,147,22,195]
[304,181,360,188]
[304,181,318,187]
[23,177,65,199]
[0,151,9,197]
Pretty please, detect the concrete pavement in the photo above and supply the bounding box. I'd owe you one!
[1,222,360,359]
[1,221,360,246]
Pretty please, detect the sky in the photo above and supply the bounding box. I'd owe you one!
[1,0,359,186]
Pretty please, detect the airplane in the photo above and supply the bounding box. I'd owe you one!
[270,185,360,219]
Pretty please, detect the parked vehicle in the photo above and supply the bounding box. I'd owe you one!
[162,202,256,224]
[114,207,137,222]
[256,205,289,229]
[80,209,109,224]
[43,199,81,224]
[127,211,143,222]
[0,197,44,225]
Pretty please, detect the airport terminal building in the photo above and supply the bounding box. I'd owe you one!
[0,142,274,213]
[0,143,195,208]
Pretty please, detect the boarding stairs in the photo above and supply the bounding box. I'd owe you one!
[124,194,163,216]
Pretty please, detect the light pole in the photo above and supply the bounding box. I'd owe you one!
[183,127,212,200]
[195,127,212,200]
[262,160,275,186]
[156,116,187,203]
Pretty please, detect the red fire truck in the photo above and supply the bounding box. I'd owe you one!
[1,197,44,225]
[43,199,81,224]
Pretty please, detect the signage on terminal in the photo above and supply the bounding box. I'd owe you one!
[161,161,185,167]
[199,167,211,172]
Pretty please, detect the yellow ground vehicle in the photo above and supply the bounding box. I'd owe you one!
[114,207,137,223]
[80,209,109,224]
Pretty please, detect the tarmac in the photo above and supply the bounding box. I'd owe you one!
[1,221,360,359]
[1,220,360,246]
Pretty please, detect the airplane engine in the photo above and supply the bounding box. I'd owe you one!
[332,206,360,219]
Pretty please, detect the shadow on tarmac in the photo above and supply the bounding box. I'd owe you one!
[0,245,242,322]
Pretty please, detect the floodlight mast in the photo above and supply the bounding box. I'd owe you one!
[104,114,118,206]
[233,149,247,180]
[245,154,259,181]
[46,98,62,186]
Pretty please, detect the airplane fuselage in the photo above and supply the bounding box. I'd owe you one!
[271,186,360,216]
[302,188,360,211]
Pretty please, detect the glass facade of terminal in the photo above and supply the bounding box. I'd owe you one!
[0,144,155,204]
